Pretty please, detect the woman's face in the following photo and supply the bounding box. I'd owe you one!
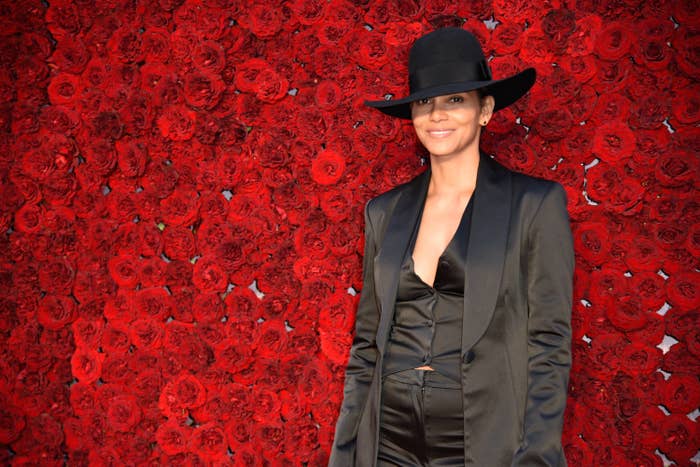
[411,91,494,160]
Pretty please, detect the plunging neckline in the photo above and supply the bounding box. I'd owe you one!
[410,194,473,288]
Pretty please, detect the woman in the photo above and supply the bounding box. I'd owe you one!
[330,27,574,466]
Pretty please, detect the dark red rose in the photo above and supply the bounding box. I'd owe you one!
[661,375,700,415]
[70,347,104,384]
[663,343,700,376]
[49,35,90,74]
[0,404,25,445]
[591,122,635,164]
[103,290,136,326]
[106,26,143,63]
[583,333,625,380]
[606,295,651,332]
[594,21,633,60]
[71,317,104,348]
[128,317,164,350]
[47,73,79,105]
[666,272,699,312]
[534,105,573,141]
[155,420,190,455]
[158,372,207,419]
[136,257,165,288]
[592,58,631,93]
[182,70,225,110]
[585,160,623,204]
[107,394,142,432]
[573,222,610,267]
[187,422,228,462]
[253,319,288,358]
[161,225,196,262]
[36,294,76,330]
[115,137,148,178]
[654,152,696,187]
[224,286,261,323]
[102,325,131,355]
[157,105,197,141]
[134,287,175,322]
[192,257,228,293]
[659,414,699,465]
[619,341,662,376]
[319,326,352,366]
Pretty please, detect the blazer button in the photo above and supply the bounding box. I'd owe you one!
[463,350,475,364]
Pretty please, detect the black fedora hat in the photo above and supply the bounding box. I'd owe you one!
[365,27,536,119]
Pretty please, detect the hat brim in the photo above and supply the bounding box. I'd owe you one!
[364,68,536,119]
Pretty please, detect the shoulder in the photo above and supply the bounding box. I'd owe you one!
[364,168,428,221]
[488,156,566,207]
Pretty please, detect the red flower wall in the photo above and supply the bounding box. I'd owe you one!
[0,0,698,465]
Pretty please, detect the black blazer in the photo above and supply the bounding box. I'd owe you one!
[330,153,574,466]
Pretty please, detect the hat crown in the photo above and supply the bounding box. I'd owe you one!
[409,27,486,73]
[408,27,492,93]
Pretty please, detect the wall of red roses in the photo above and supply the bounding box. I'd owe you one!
[0,0,698,465]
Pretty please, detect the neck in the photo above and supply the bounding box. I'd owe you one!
[427,147,480,196]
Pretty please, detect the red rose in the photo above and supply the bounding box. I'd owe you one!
[71,316,104,348]
[654,152,696,187]
[0,405,25,444]
[102,325,131,355]
[162,225,196,261]
[107,394,142,432]
[661,375,700,415]
[133,287,173,321]
[36,294,76,330]
[583,333,625,380]
[183,70,225,110]
[114,137,148,178]
[619,341,662,376]
[192,257,228,293]
[70,347,104,384]
[132,368,163,405]
[155,420,190,455]
[188,422,228,462]
[49,35,90,74]
[594,21,633,60]
[592,58,631,93]
[659,414,699,465]
[159,372,207,419]
[128,317,164,350]
[573,222,610,267]
[47,73,79,105]
[157,105,197,141]
[666,272,699,312]
[663,343,700,376]
[107,253,140,288]
[106,26,143,63]
[224,286,262,323]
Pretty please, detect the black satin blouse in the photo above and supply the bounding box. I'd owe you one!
[383,196,474,383]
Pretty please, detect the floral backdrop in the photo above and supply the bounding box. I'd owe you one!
[0,0,698,465]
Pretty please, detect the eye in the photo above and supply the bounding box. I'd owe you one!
[449,95,464,103]
[415,97,431,105]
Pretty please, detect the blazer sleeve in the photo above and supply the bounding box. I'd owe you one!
[329,200,380,466]
[512,182,574,467]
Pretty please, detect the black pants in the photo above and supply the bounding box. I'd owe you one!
[377,369,464,466]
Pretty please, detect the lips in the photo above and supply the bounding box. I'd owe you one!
[426,129,453,138]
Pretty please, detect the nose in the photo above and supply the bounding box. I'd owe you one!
[428,102,447,121]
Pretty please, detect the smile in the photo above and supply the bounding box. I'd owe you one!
[427,130,454,138]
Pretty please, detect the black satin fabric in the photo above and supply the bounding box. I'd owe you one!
[378,369,463,466]
[382,196,473,383]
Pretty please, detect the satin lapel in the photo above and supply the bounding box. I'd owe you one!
[463,153,512,351]
[374,169,431,356]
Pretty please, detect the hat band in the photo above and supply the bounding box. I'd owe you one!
[409,60,492,93]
